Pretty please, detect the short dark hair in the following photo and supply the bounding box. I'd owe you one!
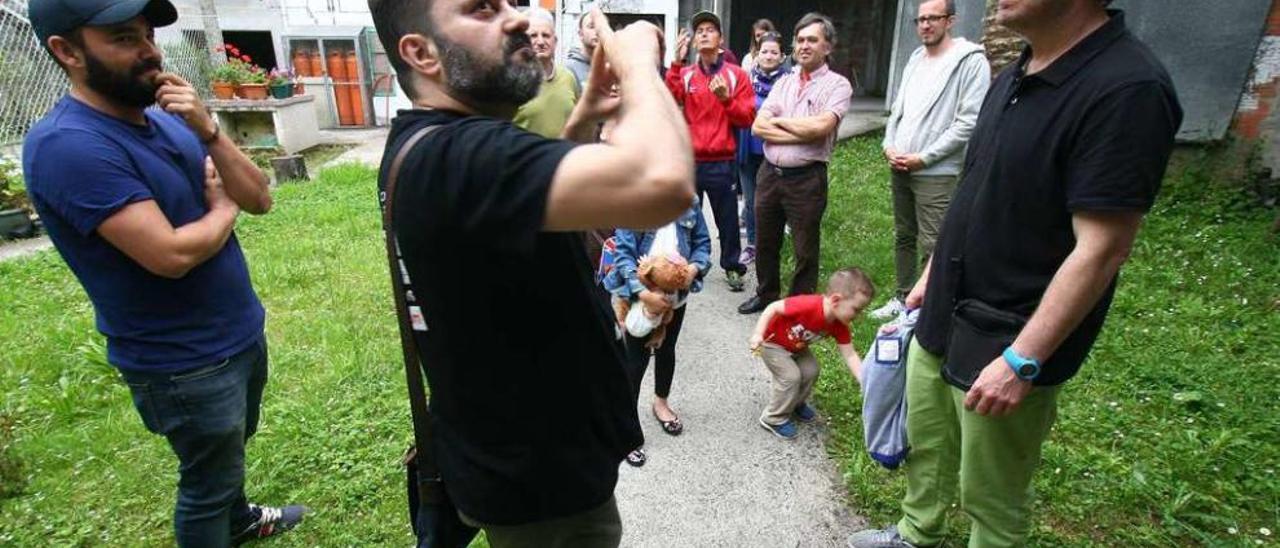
[45,28,86,70]
[794,12,836,47]
[758,31,783,49]
[918,0,957,15]
[369,0,433,100]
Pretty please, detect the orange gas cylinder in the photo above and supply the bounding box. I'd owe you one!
[327,49,353,126]
[307,51,323,78]
[344,51,364,126]
[291,50,310,76]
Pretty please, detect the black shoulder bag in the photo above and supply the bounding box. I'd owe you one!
[380,125,479,547]
[940,130,1030,390]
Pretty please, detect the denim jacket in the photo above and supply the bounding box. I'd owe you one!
[603,199,712,299]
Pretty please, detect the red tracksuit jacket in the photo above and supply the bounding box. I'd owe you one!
[665,59,756,163]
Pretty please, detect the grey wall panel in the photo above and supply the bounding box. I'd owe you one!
[1116,0,1269,141]
[886,0,1271,141]
[886,0,985,111]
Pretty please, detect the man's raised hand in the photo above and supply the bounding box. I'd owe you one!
[155,73,217,142]
[591,9,663,80]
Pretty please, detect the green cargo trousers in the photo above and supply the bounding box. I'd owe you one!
[896,339,1060,548]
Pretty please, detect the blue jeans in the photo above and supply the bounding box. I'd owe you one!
[120,336,269,548]
[738,153,763,246]
[696,160,746,275]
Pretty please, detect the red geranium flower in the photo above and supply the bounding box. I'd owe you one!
[241,55,252,63]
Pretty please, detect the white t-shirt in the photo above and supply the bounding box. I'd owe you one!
[893,54,948,154]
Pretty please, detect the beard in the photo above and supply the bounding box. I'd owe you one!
[920,31,944,47]
[996,0,1071,31]
[435,31,541,108]
[84,50,162,108]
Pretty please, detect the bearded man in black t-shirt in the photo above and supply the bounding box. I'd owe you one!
[369,2,693,547]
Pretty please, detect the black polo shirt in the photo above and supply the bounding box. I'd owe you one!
[914,11,1182,386]
[379,109,643,525]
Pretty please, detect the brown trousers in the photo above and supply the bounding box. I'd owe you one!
[753,163,829,301]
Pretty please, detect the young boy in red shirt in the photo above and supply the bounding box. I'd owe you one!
[749,267,875,439]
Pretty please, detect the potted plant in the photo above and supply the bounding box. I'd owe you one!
[236,64,269,100]
[210,44,246,99]
[0,155,33,239]
[267,68,294,99]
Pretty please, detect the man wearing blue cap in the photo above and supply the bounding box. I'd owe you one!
[23,1,305,545]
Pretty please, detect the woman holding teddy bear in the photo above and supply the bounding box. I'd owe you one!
[603,197,713,467]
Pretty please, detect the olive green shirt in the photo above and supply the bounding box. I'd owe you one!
[514,65,580,139]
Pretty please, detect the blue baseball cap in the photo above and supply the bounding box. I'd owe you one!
[28,0,178,46]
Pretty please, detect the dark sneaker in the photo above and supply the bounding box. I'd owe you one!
[846,526,920,548]
[726,271,745,292]
[738,296,767,315]
[232,503,308,545]
[758,417,798,440]
[793,402,818,423]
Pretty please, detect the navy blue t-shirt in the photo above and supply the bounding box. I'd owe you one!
[23,96,264,372]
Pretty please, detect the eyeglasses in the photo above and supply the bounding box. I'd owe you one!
[912,14,952,25]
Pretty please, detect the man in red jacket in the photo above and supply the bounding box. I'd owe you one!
[666,11,755,291]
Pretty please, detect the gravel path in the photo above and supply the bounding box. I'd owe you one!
[0,235,51,262]
[613,203,864,547]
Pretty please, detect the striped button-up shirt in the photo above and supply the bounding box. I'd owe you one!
[761,64,853,168]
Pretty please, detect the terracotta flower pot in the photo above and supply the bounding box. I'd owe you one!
[236,83,269,100]
[211,81,236,100]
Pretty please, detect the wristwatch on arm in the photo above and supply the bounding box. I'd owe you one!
[1002,347,1041,381]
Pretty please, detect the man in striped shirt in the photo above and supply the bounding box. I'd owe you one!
[738,12,854,315]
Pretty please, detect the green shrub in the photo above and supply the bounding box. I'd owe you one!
[0,155,28,212]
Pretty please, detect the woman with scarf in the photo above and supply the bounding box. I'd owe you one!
[737,32,787,266]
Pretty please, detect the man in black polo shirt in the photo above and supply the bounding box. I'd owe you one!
[849,1,1181,547]
[369,2,693,546]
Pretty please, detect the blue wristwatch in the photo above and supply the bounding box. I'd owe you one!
[1002,347,1041,381]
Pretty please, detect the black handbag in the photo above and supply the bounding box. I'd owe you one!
[380,125,479,548]
[942,298,1027,391]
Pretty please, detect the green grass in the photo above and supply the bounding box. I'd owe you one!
[1,137,1276,546]
[808,136,1280,546]
[0,164,418,545]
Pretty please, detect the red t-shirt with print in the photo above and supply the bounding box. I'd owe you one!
[764,295,852,353]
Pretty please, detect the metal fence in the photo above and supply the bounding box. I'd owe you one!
[0,2,212,148]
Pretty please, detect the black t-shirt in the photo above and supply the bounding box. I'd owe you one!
[914,11,1183,386]
[379,109,643,525]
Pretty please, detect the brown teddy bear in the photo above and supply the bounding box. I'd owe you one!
[614,253,696,349]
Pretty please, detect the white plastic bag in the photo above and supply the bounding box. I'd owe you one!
[648,221,680,260]
[625,299,662,338]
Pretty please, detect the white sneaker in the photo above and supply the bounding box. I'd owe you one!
[869,297,906,321]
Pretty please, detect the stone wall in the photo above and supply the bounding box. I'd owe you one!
[979,0,1024,75]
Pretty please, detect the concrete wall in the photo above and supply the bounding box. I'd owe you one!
[1116,0,1271,142]
[885,0,984,110]
[897,0,1272,142]
[167,0,414,127]
[1233,0,1280,176]
[558,0,680,65]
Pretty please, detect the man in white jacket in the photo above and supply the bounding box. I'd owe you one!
[872,0,990,320]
